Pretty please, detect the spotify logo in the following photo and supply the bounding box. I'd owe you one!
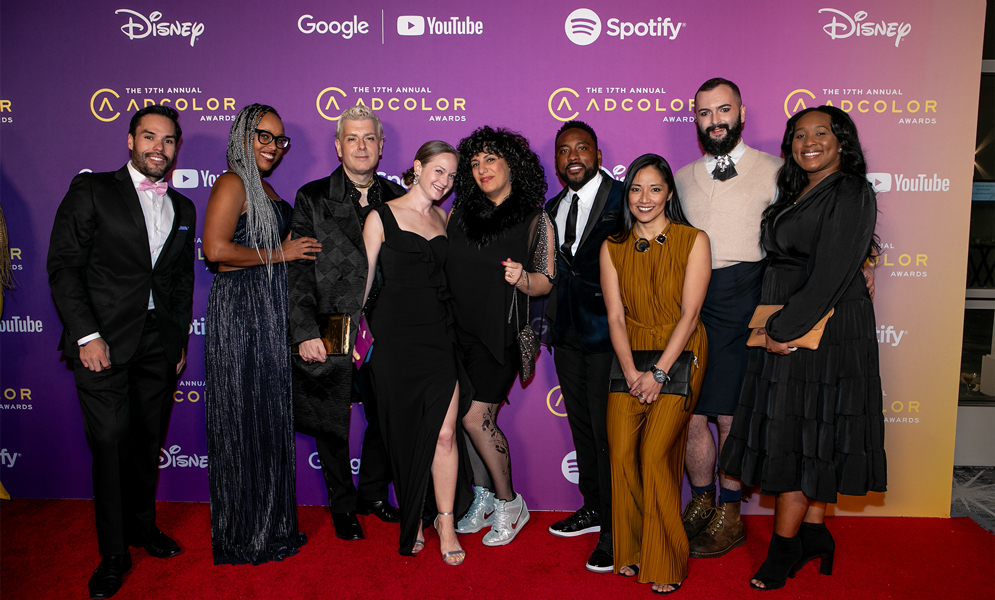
[565,8,601,46]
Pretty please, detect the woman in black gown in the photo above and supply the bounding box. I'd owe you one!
[719,106,887,590]
[362,141,471,564]
[203,104,319,564]
[446,126,555,546]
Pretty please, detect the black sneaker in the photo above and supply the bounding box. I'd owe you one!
[586,532,614,573]
[548,507,601,537]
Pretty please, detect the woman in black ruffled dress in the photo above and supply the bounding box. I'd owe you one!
[720,106,887,590]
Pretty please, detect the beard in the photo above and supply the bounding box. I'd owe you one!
[131,148,173,180]
[557,161,599,191]
[697,118,743,156]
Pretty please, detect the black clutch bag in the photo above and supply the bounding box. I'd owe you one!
[608,350,696,411]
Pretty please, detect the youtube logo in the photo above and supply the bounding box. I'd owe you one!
[172,169,199,189]
[397,15,425,36]
[866,173,891,193]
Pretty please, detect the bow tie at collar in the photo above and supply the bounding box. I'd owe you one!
[138,178,168,196]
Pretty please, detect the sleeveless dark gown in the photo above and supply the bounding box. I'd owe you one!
[205,200,307,565]
[368,204,472,555]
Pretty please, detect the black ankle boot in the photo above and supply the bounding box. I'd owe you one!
[750,533,802,591]
[789,522,835,578]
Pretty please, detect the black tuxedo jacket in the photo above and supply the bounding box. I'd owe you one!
[287,166,405,437]
[545,173,623,354]
[47,165,196,365]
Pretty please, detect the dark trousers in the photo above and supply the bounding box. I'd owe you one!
[553,341,613,536]
[315,363,391,512]
[73,312,175,556]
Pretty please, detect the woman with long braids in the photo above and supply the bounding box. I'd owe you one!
[203,104,319,565]
[720,106,887,591]
[446,126,555,546]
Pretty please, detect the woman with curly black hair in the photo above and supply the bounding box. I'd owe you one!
[446,126,555,546]
[720,106,886,591]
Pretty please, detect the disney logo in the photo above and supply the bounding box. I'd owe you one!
[115,9,205,47]
[819,8,911,48]
[158,445,208,469]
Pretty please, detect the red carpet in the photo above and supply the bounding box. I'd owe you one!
[2,499,993,600]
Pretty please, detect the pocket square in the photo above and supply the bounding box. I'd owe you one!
[178,226,189,231]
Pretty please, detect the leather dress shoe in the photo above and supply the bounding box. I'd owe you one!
[331,511,365,540]
[88,554,131,599]
[128,527,181,558]
[357,498,400,523]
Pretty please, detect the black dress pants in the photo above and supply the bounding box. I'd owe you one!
[553,340,613,537]
[315,362,392,512]
[73,312,176,556]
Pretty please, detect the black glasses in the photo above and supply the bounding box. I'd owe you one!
[255,129,291,149]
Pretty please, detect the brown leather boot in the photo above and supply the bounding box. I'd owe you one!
[681,487,716,540]
[689,500,746,558]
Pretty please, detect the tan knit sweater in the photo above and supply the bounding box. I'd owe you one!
[674,145,783,269]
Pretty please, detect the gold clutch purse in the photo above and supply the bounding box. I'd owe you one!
[292,313,351,356]
[747,305,834,351]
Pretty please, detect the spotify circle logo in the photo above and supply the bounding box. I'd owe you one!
[565,8,601,46]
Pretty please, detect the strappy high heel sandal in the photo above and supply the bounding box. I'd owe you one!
[751,533,802,591]
[651,582,682,594]
[435,512,465,566]
[789,522,835,578]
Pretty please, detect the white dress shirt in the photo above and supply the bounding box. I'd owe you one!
[554,170,604,256]
[78,164,174,346]
[703,140,747,180]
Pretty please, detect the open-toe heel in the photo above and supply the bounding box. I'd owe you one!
[435,512,465,566]
[789,522,835,578]
[652,582,682,594]
[618,565,639,577]
[750,533,802,591]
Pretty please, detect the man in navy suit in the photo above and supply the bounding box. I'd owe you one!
[544,121,622,572]
[48,105,195,599]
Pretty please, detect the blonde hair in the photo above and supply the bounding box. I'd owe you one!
[336,105,383,140]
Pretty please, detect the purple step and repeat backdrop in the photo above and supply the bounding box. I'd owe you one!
[0,0,986,517]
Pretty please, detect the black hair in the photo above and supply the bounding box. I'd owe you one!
[609,153,690,243]
[128,105,182,140]
[696,78,741,104]
[765,105,879,256]
[403,140,458,186]
[555,120,598,148]
[453,125,547,209]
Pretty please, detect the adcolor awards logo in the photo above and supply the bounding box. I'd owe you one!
[115,9,205,47]
[547,87,694,123]
[90,88,236,123]
[783,88,936,121]
[547,386,567,417]
[1,388,33,411]
[565,8,601,45]
[818,9,911,48]
[315,86,467,123]
[561,451,580,484]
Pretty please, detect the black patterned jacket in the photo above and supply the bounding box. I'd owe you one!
[287,166,404,438]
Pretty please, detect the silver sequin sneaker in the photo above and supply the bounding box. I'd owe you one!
[482,494,530,546]
[455,486,495,534]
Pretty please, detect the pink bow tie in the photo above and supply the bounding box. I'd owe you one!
[138,178,168,196]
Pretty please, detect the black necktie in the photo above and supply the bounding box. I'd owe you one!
[561,193,579,259]
[712,155,738,181]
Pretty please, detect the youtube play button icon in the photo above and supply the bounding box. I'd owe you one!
[397,15,425,36]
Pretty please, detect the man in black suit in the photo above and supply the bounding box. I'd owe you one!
[47,105,195,599]
[544,121,622,572]
[288,105,402,540]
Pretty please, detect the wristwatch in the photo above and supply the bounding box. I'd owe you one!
[650,365,670,384]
